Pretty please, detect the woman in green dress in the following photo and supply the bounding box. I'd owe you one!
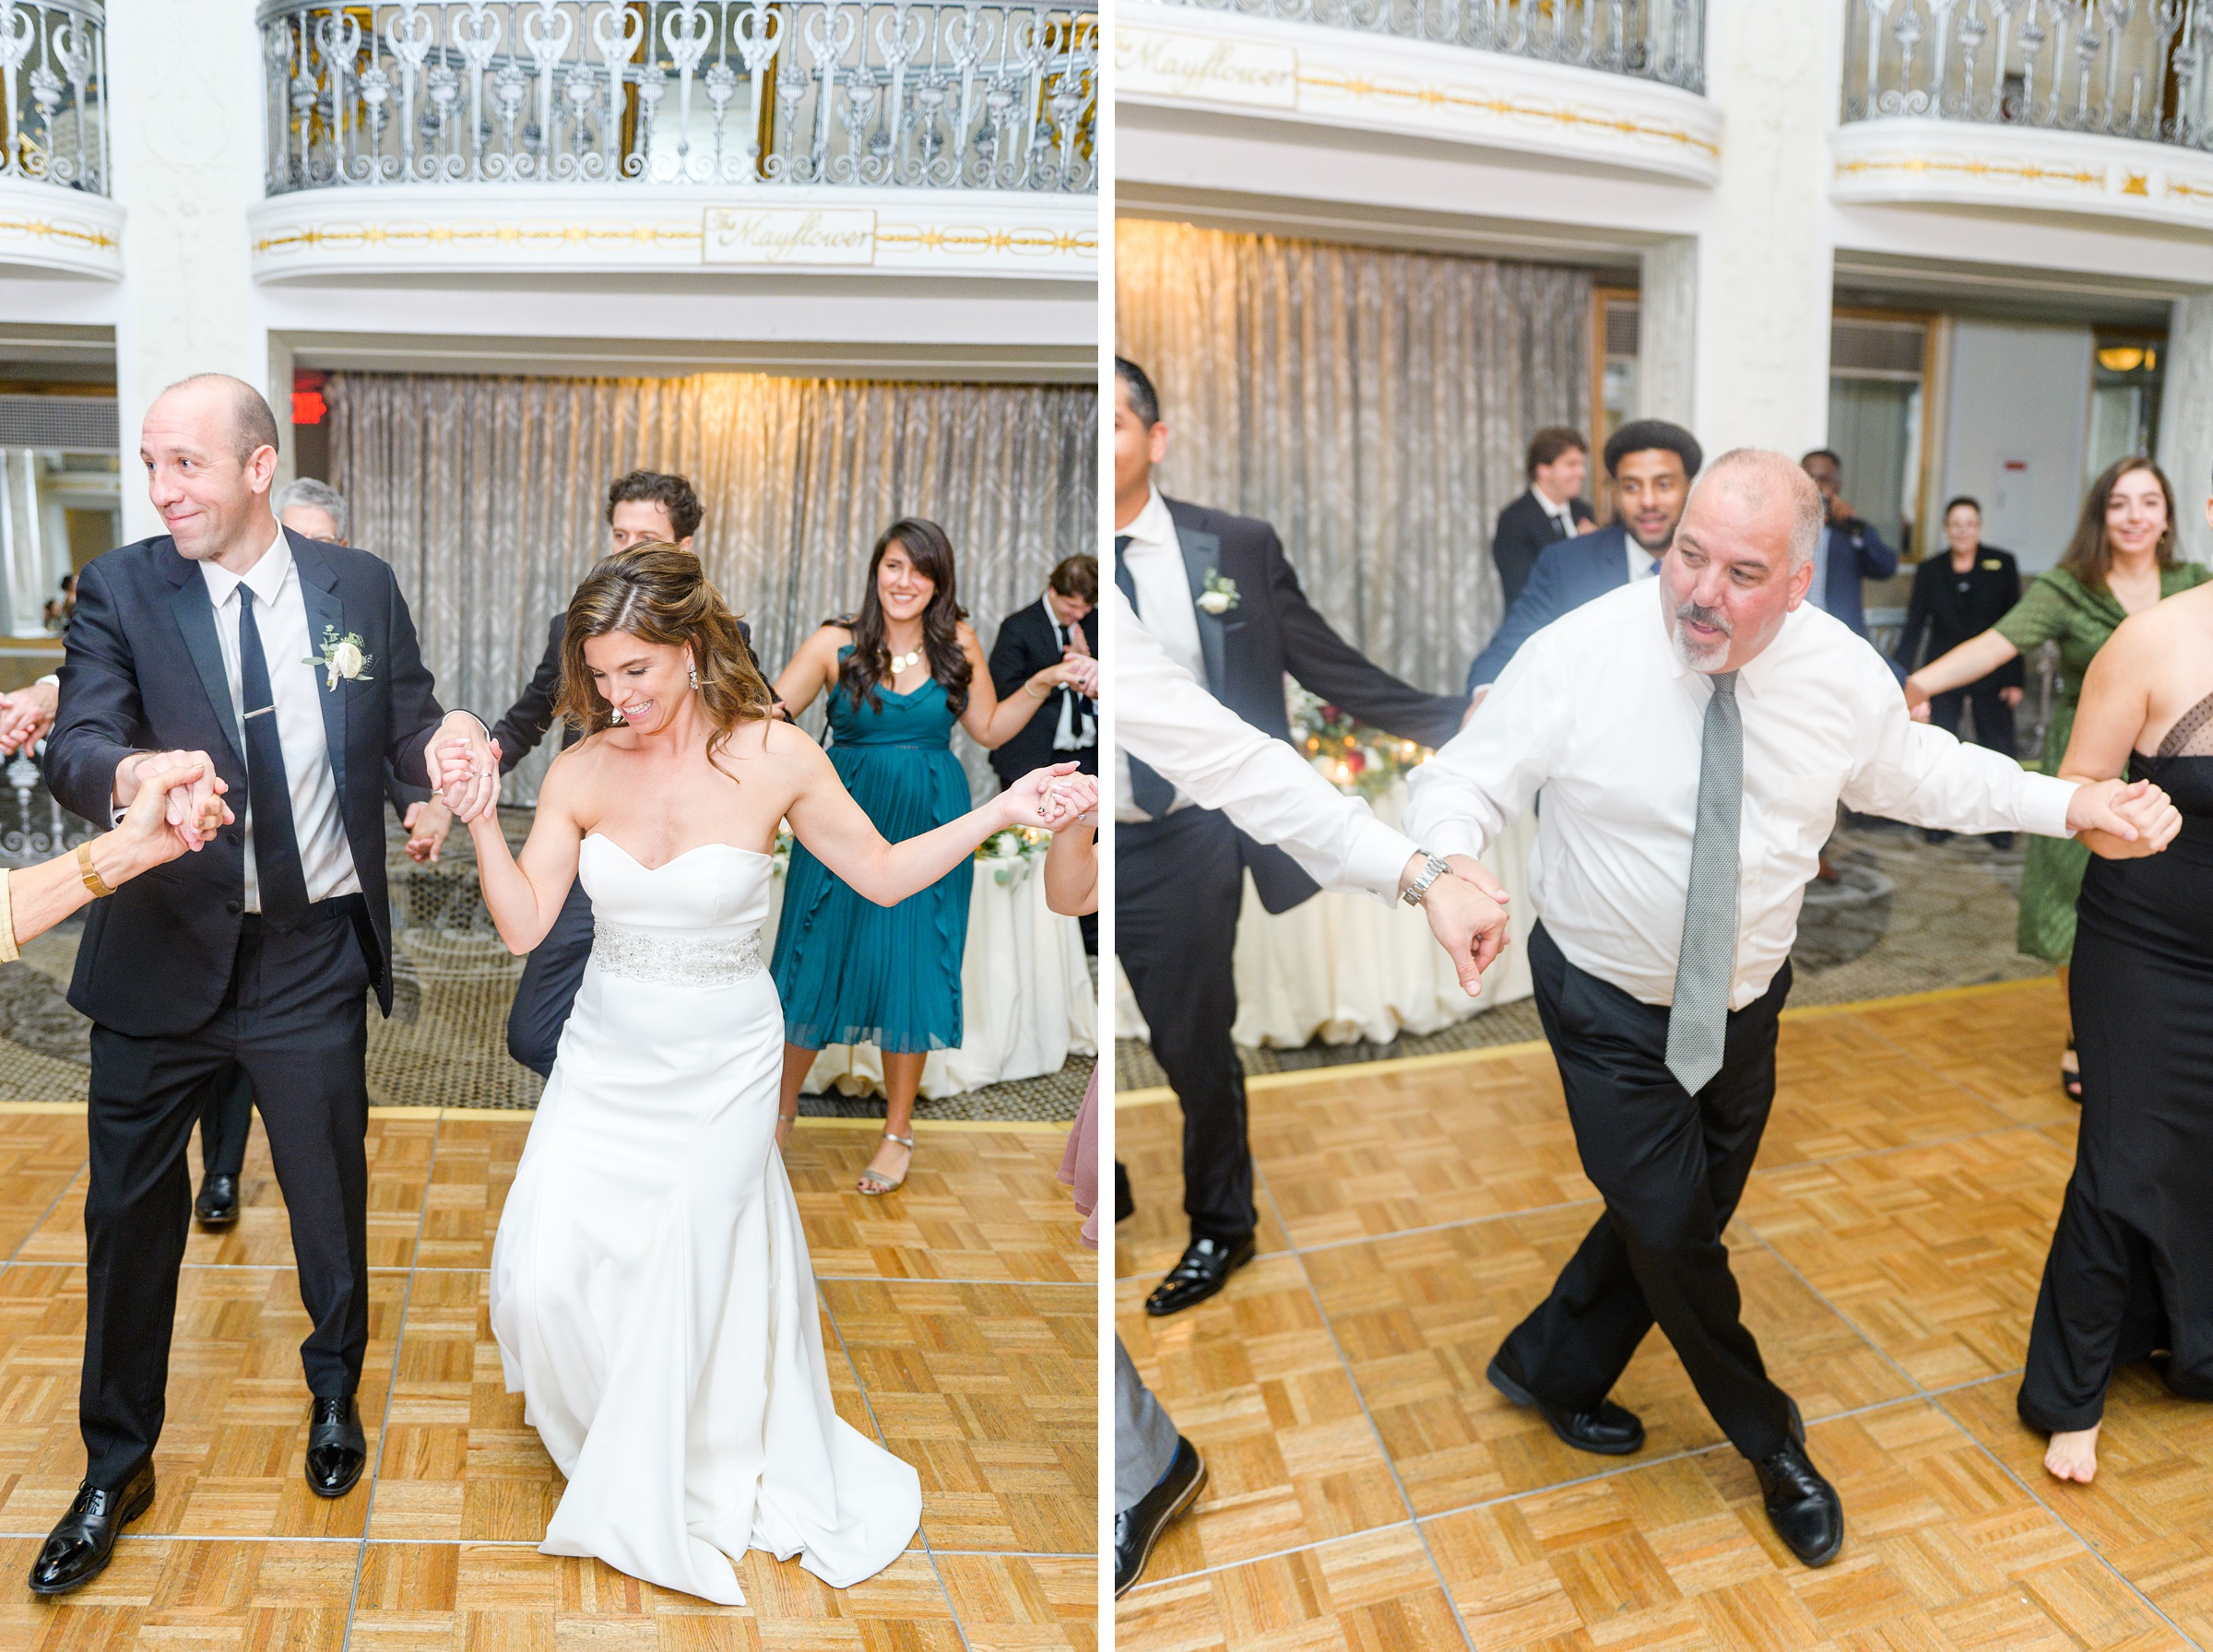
[1906,455,2210,1097]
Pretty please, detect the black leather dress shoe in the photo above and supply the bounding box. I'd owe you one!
[305,1395,368,1498]
[28,1464,156,1595]
[194,1174,239,1228]
[1487,1355,1646,1455]
[1752,1439,1844,1566]
[1143,1235,1255,1316]
[1115,1436,1205,1597]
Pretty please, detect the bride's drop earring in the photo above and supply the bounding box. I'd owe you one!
[609,705,625,725]
[688,664,700,690]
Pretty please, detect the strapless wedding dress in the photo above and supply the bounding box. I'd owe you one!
[489,834,921,1604]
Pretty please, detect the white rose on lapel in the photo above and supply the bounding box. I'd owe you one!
[1197,570,1239,616]
[306,626,374,690]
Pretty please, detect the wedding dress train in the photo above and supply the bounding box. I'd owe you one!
[490,834,920,1604]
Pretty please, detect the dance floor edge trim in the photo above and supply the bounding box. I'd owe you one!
[0,1100,1072,1132]
[1115,974,2056,1107]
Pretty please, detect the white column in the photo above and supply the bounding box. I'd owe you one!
[107,0,276,540]
[2159,292,2213,568]
[1638,237,1696,428]
[1686,0,1839,458]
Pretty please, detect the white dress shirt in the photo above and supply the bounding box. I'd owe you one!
[1115,483,1208,820]
[1112,588,1415,902]
[1404,578,2076,1009]
[1534,488,1577,537]
[198,531,361,911]
[1625,539,1663,584]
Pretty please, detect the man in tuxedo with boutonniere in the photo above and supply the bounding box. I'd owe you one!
[1111,357,1468,1316]
[30,374,499,1595]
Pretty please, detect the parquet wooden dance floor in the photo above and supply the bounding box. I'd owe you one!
[0,1106,1097,1650]
[1117,978,2213,1652]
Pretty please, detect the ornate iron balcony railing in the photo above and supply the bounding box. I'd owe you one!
[0,0,106,194]
[1842,0,2213,148]
[260,0,1096,194]
[1143,0,1704,94]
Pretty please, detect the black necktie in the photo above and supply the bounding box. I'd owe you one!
[238,593,311,926]
[1113,535,1176,819]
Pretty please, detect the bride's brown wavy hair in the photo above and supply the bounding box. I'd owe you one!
[555,543,774,762]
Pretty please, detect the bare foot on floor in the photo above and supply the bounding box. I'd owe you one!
[2045,1423,2100,1482]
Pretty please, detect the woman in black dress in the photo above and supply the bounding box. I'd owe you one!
[2020,577,2211,1483]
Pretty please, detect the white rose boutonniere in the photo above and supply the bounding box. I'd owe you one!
[305,626,374,690]
[1197,570,1239,616]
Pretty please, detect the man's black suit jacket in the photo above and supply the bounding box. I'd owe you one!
[47,530,453,1037]
[490,609,762,775]
[1148,497,1467,912]
[987,597,1099,787]
[1492,489,1594,608]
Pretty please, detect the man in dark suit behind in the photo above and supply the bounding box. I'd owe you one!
[1466,419,1704,697]
[989,553,1098,950]
[1113,357,1468,1316]
[1492,426,1596,608]
[33,374,495,1594]
[987,553,1098,788]
[1800,449,1901,644]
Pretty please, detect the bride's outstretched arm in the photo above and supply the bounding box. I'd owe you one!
[440,738,586,952]
[784,741,1086,906]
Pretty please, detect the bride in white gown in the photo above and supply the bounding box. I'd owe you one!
[432,546,1091,1605]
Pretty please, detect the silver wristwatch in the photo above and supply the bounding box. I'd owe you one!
[1401,851,1451,907]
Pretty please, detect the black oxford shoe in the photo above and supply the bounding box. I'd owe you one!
[1753,1439,1844,1566]
[194,1174,239,1229]
[28,1463,156,1595]
[1487,1354,1646,1455]
[305,1395,368,1498]
[1115,1436,1205,1598]
[1143,1234,1255,1316]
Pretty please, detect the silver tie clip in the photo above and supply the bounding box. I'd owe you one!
[243,705,275,720]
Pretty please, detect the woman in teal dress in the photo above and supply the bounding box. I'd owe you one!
[772,518,1084,1195]
[1906,456,2209,1097]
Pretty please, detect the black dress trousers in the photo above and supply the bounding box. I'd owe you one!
[193,1066,254,1181]
[1115,805,1256,1245]
[80,897,375,1490]
[504,878,596,1078]
[1499,924,1797,1460]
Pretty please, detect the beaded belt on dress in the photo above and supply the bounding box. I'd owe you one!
[591,920,764,985]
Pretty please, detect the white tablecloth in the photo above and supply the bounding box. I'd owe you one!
[1116,789,1538,1048]
[763,853,1095,1099]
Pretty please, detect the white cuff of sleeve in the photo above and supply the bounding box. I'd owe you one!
[1417,820,1487,863]
[35,674,57,690]
[2026,773,2078,840]
[1345,819,1422,904]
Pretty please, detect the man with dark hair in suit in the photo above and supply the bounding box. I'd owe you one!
[1112,356,1468,1316]
[989,553,1098,950]
[496,469,761,1076]
[1799,449,1900,644]
[1493,427,1596,608]
[1466,418,1704,698]
[32,373,496,1592]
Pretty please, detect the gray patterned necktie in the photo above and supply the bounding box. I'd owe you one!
[1665,670,1742,1094]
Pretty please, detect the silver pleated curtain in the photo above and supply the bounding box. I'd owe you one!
[327,372,1098,800]
[1115,218,1592,691]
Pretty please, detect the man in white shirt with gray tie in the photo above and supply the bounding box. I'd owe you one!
[1405,448,2177,1568]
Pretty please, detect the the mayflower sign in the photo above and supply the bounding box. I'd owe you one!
[1117,27,1297,109]
[703,207,879,267]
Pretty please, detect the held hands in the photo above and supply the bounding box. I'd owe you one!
[433,735,504,825]
[117,756,231,869]
[1411,852,1512,997]
[0,680,56,756]
[2067,776,2183,858]
[426,714,499,822]
[1901,676,1933,723]
[123,749,231,852]
[403,797,454,863]
[998,763,1094,832]
[1059,653,1099,699]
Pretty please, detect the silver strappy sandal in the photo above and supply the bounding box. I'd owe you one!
[857,1130,914,1197]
